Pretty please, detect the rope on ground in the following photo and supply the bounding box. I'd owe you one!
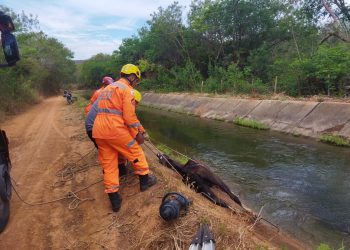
[52,147,98,188]
[248,205,264,231]
[10,147,103,209]
[12,169,137,209]
[12,179,102,209]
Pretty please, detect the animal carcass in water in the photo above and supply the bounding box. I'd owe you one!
[157,153,242,208]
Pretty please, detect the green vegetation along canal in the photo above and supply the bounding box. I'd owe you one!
[138,106,350,248]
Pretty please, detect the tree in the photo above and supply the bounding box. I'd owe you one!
[79,54,115,88]
[298,0,350,43]
[78,0,350,97]
[0,6,76,114]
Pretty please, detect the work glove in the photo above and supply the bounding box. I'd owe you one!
[135,131,144,145]
[143,132,150,141]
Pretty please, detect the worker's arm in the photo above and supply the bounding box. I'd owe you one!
[90,89,100,103]
[84,89,100,117]
[122,89,145,138]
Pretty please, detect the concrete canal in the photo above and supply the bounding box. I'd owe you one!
[138,105,350,248]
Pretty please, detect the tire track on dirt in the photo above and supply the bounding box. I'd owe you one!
[0,96,77,248]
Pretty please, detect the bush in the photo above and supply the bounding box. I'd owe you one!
[0,7,76,116]
[170,61,202,91]
[203,65,227,92]
[203,64,268,94]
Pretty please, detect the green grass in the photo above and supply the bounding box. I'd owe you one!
[199,216,210,224]
[317,243,332,250]
[156,144,188,165]
[218,222,227,236]
[319,134,350,147]
[233,117,269,130]
[72,91,90,118]
[316,242,345,250]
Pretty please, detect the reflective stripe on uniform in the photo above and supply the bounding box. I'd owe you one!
[105,185,119,193]
[97,108,123,116]
[111,81,127,89]
[127,122,141,128]
[85,101,99,132]
[134,169,148,175]
[127,139,136,148]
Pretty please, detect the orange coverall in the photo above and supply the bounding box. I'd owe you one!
[85,88,103,116]
[85,85,127,165]
[93,78,147,193]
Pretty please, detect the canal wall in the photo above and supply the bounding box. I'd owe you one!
[142,93,350,140]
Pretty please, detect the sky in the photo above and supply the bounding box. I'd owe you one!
[2,0,193,60]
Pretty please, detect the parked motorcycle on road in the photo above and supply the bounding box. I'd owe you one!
[63,90,77,104]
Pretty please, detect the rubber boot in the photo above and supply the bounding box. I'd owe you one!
[118,163,127,177]
[139,174,157,192]
[108,192,122,212]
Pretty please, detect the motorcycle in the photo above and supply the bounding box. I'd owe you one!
[63,90,77,104]
[0,11,17,233]
[0,130,12,233]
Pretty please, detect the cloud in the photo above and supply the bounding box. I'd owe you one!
[69,38,122,60]
[2,0,193,59]
[60,0,192,19]
[5,0,350,59]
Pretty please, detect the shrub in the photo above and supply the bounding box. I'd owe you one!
[156,144,188,165]
[171,61,202,91]
[204,63,268,94]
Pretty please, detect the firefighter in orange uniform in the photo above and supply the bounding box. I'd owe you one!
[92,64,156,212]
[84,76,114,116]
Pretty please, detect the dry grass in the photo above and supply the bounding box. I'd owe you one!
[61,124,306,250]
[120,144,288,250]
[130,166,253,250]
[62,142,306,250]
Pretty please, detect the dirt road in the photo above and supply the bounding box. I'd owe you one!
[0,96,307,249]
[0,96,123,249]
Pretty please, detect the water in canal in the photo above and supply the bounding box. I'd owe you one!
[138,106,350,248]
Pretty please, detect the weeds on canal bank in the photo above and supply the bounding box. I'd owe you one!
[316,242,346,250]
[73,90,90,118]
[156,144,188,165]
[234,117,269,130]
[319,134,350,147]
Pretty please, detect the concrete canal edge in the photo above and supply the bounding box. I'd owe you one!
[142,93,350,140]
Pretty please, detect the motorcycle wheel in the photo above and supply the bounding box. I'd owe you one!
[0,163,11,201]
[0,197,9,233]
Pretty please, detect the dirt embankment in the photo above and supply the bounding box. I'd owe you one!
[142,93,350,140]
[0,96,308,249]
